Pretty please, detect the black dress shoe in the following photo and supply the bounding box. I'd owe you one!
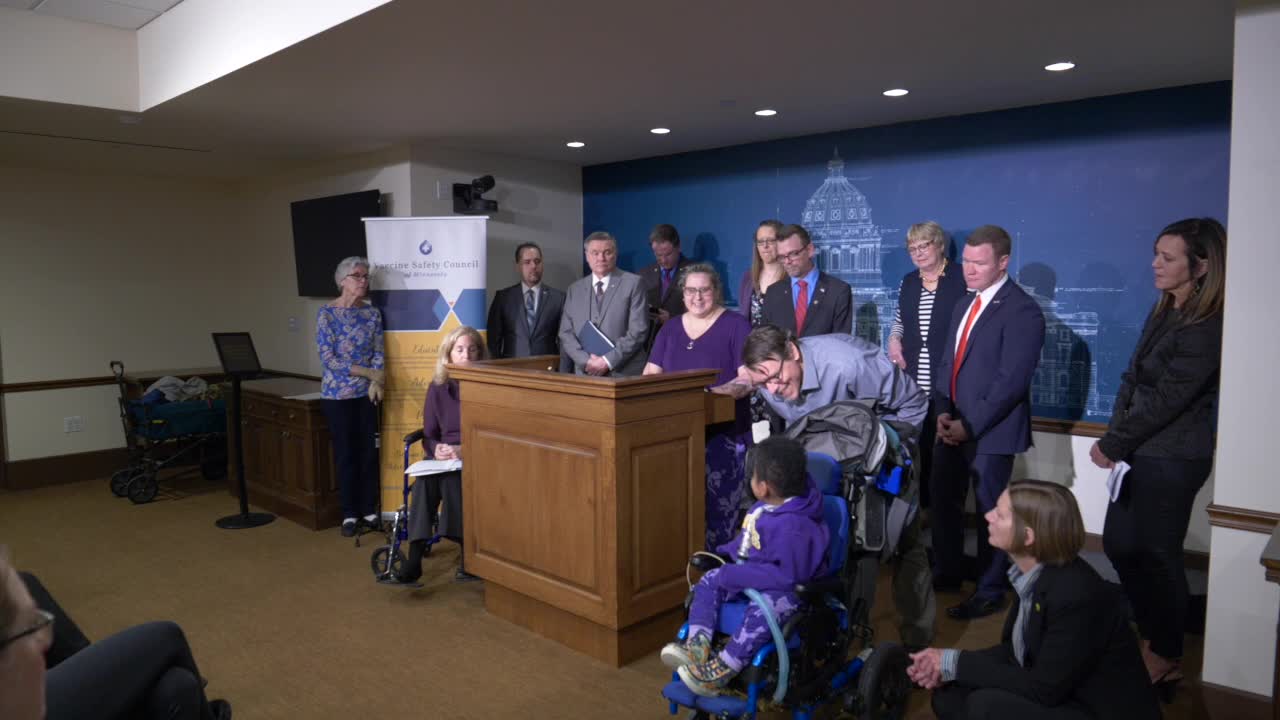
[340,520,357,538]
[946,594,1006,620]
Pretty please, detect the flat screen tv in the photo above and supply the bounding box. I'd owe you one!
[290,189,382,297]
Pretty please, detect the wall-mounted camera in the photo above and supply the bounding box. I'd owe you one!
[453,175,498,215]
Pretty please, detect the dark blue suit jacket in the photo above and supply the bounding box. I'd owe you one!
[933,277,1045,455]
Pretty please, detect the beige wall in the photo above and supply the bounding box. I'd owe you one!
[408,142,584,302]
[1202,0,1280,697]
[1,143,583,462]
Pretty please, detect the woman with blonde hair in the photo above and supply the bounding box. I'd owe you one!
[907,481,1158,720]
[385,326,486,585]
[1090,217,1226,692]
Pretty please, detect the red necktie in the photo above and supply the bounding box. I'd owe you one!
[794,280,809,334]
[950,295,982,399]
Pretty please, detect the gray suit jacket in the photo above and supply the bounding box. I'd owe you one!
[558,269,650,376]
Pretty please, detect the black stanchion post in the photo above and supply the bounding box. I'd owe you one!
[211,332,275,530]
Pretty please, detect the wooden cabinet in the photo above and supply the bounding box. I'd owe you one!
[226,378,340,530]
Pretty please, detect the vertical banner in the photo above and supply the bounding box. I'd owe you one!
[364,217,487,512]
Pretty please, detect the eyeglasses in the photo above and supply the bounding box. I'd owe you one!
[0,608,54,653]
[345,273,370,282]
[907,243,935,255]
[755,237,777,247]
[778,247,808,263]
[682,287,714,298]
[752,360,787,389]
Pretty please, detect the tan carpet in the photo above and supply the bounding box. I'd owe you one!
[0,475,1208,719]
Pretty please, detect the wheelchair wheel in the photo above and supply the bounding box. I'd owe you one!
[370,545,407,579]
[126,473,160,504]
[853,642,910,720]
[110,467,140,497]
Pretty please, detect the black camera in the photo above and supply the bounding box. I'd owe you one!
[453,175,498,215]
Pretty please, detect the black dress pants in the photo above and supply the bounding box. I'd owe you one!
[408,470,463,542]
[1103,453,1211,659]
[932,684,1091,720]
[46,621,217,720]
[320,397,380,519]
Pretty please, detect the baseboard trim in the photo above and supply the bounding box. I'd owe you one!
[3,447,129,491]
[1206,504,1280,535]
[1030,418,1107,438]
[1197,680,1274,720]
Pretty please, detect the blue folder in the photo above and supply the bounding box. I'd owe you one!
[577,321,615,356]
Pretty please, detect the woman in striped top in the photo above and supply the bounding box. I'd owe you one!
[887,222,968,508]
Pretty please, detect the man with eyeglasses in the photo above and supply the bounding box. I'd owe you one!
[760,224,853,337]
[714,323,935,650]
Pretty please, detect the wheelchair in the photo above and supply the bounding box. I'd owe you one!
[368,429,445,583]
[660,452,911,720]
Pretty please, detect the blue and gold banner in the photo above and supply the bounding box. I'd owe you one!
[365,217,487,511]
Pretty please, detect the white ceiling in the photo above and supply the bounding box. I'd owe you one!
[0,0,183,30]
[0,0,1236,180]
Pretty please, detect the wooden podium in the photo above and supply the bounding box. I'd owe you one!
[450,356,733,667]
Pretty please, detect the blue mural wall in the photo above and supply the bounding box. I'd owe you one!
[583,82,1230,423]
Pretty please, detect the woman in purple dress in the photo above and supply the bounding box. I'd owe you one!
[645,264,753,549]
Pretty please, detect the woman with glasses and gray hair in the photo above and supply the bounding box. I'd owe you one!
[886,222,968,510]
[0,549,231,720]
[316,256,385,537]
[644,264,753,549]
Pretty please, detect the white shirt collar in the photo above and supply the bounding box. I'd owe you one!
[521,282,541,295]
[591,273,611,290]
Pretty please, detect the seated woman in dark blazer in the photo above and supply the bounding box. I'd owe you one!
[907,481,1159,720]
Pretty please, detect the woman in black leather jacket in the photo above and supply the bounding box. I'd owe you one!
[1089,217,1225,696]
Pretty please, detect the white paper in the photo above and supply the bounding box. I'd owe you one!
[751,420,772,445]
[282,391,325,401]
[405,459,462,477]
[1106,461,1131,503]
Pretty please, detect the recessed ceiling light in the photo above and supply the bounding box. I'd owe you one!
[754,108,777,117]
[882,88,909,97]
[650,127,671,135]
[1045,61,1076,72]
[566,141,585,148]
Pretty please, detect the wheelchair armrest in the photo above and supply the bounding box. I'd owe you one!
[402,429,425,445]
[794,576,844,603]
[689,553,730,572]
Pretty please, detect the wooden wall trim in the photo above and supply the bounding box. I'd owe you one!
[1206,504,1280,535]
[3,447,129,491]
[1080,532,1209,572]
[1197,680,1274,720]
[0,369,320,395]
[1030,418,1107,438]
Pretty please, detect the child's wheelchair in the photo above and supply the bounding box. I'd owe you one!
[660,452,911,720]
[368,429,444,583]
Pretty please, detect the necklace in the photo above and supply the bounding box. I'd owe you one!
[685,310,721,350]
[920,258,947,284]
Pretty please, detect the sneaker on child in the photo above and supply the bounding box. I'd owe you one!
[677,655,736,697]
[660,634,711,670]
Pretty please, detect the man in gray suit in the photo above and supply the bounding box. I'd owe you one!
[558,231,650,376]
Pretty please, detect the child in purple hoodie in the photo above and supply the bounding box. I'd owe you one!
[661,436,831,697]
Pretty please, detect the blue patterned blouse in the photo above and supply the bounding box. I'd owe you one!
[316,304,385,400]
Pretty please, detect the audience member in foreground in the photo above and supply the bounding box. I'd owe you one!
[907,481,1159,720]
[0,548,231,720]
[1091,217,1226,692]
[660,437,828,697]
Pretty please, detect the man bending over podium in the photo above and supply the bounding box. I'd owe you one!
[558,231,650,377]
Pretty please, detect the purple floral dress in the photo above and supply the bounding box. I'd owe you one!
[649,311,753,549]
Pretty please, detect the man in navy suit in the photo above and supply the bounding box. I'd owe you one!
[931,225,1045,620]
[486,242,566,359]
[761,224,853,336]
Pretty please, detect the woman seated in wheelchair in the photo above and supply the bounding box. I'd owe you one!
[391,325,486,585]
[661,436,829,697]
